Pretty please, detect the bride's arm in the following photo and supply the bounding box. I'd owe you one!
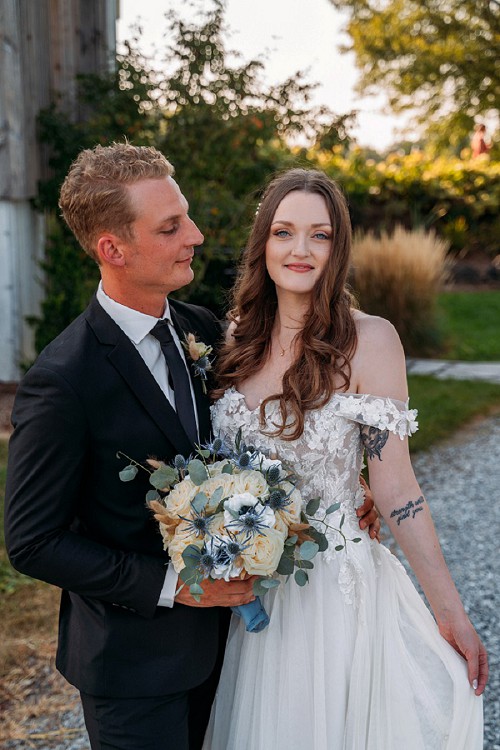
[353,315,488,696]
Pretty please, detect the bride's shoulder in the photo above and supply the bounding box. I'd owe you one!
[350,311,407,397]
[351,310,402,352]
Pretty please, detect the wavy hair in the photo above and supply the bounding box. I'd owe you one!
[59,143,174,262]
[214,168,358,440]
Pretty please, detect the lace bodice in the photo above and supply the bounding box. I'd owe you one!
[211,388,418,553]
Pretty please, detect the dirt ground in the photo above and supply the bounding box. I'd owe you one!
[0,384,16,437]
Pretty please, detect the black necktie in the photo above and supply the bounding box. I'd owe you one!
[150,320,198,445]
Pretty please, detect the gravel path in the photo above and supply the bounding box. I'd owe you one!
[6,414,499,749]
[408,413,500,750]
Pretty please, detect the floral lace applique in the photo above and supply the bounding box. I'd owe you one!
[211,388,418,607]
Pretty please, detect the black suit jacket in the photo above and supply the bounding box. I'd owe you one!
[5,295,225,697]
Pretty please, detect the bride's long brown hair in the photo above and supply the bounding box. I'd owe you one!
[214,168,357,440]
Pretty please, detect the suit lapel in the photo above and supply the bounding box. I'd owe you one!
[85,297,194,457]
[170,307,212,444]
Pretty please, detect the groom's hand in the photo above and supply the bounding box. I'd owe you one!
[175,576,256,608]
[356,476,381,542]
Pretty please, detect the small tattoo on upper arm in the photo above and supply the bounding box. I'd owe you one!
[390,495,426,525]
[361,425,389,461]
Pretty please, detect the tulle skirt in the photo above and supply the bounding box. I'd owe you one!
[203,541,483,749]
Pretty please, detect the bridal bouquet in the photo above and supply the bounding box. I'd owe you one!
[118,430,360,632]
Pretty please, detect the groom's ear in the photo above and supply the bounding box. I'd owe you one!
[96,233,127,267]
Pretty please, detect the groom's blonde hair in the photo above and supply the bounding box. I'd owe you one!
[59,142,174,263]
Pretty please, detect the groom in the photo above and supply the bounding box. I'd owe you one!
[5,143,379,750]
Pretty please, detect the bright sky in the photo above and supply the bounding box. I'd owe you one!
[117,0,412,151]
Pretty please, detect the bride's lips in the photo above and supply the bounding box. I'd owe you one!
[177,255,194,264]
[285,263,314,272]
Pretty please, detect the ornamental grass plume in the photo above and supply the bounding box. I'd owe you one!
[351,225,451,356]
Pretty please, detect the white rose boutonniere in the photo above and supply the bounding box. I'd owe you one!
[182,333,213,394]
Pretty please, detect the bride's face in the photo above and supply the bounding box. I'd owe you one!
[265,190,332,298]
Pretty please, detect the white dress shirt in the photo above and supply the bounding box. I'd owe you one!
[97,282,189,607]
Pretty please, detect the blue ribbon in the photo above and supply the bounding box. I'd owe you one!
[231,596,270,633]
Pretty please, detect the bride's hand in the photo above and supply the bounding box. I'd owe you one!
[437,614,488,695]
[356,476,381,541]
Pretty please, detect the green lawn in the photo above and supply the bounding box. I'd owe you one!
[408,375,500,452]
[437,291,500,361]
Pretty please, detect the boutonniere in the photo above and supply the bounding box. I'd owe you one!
[182,333,214,394]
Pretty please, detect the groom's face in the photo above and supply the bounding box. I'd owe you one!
[119,177,204,297]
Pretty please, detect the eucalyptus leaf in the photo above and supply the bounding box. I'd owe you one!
[299,541,319,561]
[179,566,194,583]
[189,582,204,596]
[325,502,341,515]
[277,552,295,576]
[335,544,345,551]
[294,569,309,586]
[260,578,280,589]
[308,527,329,552]
[294,559,313,570]
[198,449,211,459]
[340,513,345,528]
[181,544,202,567]
[211,486,224,506]
[306,497,321,516]
[119,465,138,482]
[352,537,362,543]
[192,492,208,514]
[150,465,178,490]
[188,459,209,486]
[145,489,160,504]
[285,534,298,546]
[252,578,270,597]
[221,464,234,475]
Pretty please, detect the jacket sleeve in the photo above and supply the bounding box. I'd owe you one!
[4,364,166,619]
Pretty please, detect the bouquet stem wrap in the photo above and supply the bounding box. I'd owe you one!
[231,596,269,633]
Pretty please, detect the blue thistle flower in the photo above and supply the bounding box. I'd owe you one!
[227,505,273,538]
[178,508,214,538]
[202,435,230,457]
[268,488,292,511]
[266,465,282,485]
[174,454,187,470]
[198,551,216,576]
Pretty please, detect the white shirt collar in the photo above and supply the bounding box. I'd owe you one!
[96,281,172,345]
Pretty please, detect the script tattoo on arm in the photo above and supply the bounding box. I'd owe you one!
[390,495,426,526]
[360,425,389,461]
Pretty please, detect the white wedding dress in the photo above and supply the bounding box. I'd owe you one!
[203,388,483,750]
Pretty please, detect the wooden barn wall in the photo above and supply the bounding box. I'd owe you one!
[0,0,117,381]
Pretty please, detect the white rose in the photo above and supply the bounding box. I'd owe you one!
[273,481,303,527]
[198,474,235,513]
[241,527,285,576]
[168,523,203,573]
[232,469,269,499]
[208,459,231,474]
[165,478,198,520]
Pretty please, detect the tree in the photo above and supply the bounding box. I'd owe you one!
[31,0,352,352]
[153,0,352,309]
[329,0,500,144]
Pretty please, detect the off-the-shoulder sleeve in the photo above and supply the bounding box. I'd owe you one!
[331,393,418,439]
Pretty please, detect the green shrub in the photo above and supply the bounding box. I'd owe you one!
[351,226,449,356]
[315,148,500,258]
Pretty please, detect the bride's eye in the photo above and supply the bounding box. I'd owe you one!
[274,229,291,238]
[313,231,330,241]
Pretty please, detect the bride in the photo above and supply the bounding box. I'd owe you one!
[204,169,487,749]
